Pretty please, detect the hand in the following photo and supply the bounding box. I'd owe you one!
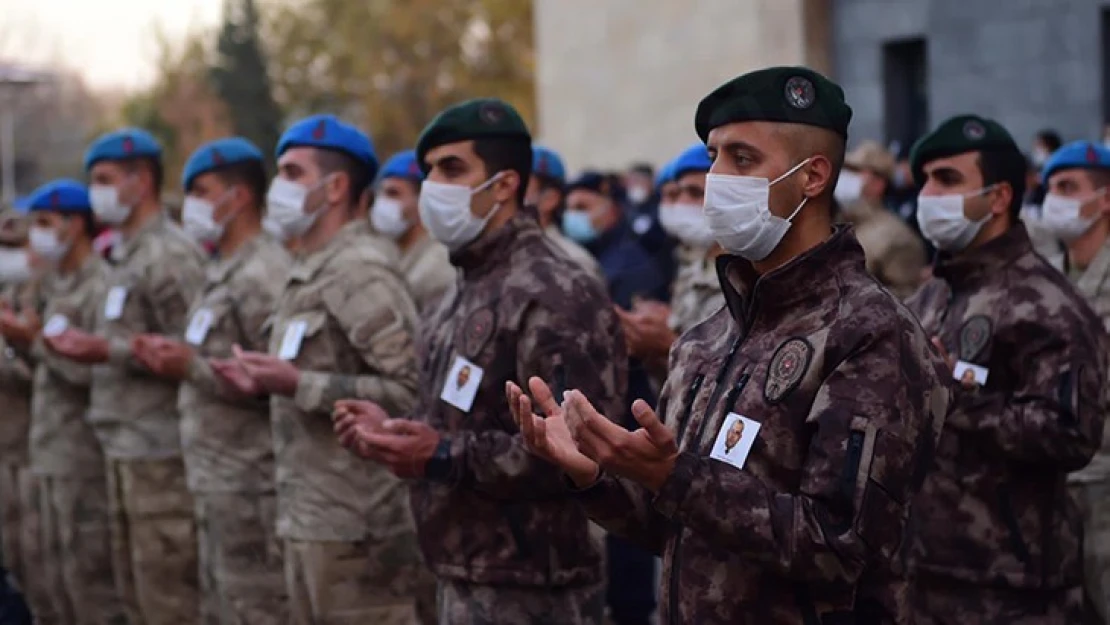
[332,399,390,457]
[209,357,263,397]
[44,328,110,364]
[233,345,301,396]
[352,418,441,479]
[614,305,676,360]
[564,391,678,493]
[507,378,600,488]
[0,309,39,349]
[931,336,977,390]
[132,334,194,380]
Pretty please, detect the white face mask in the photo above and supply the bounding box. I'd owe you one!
[261,215,283,239]
[1032,148,1049,168]
[834,170,864,205]
[265,176,330,241]
[915,186,996,252]
[627,185,649,205]
[658,202,715,248]
[703,159,811,261]
[182,192,235,245]
[29,225,70,263]
[418,174,502,252]
[370,196,411,240]
[0,248,31,284]
[89,183,133,226]
[1041,189,1107,243]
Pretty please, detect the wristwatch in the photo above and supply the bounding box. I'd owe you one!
[424,437,454,481]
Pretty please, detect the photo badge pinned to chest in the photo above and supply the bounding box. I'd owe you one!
[440,354,484,413]
[709,412,761,471]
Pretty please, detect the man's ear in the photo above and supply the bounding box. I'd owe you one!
[990,182,1014,217]
[493,171,520,205]
[801,155,834,199]
[325,172,349,206]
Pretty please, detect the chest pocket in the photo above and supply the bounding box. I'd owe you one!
[270,311,330,367]
[185,300,237,357]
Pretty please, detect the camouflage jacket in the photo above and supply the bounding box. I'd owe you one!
[88,212,206,459]
[179,234,290,493]
[28,254,108,476]
[844,199,926,300]
[398,233,455,315]
[667,245,725,335]
[270,220,420,542]
[0,281,37,466]
[411,214,627,587]
[544,224,604,282]
[906,223,1108,589]
[575,227,949,624]
[1069,240,1110,483]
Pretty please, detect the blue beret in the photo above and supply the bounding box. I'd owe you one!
[655,159,678,190]
[532,145,566,185]
[277,114,378,175]
[25,179,91,214]
[377,150,423,183]
[671,143,712,180]
[84,128,162,172]
[182,137,264,191]
[1041,140,1110,185]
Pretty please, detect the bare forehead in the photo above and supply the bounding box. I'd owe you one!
[706,121,779,150]
[277,147,318,169]
[424,140,479,166]
[922,151,979,175]
[1048,167,1094,187]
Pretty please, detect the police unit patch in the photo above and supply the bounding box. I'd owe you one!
[463,308,496,358]
[784,76,815,110]
[963,120,986,141]
[958,315,992,361]
[764,337,813,403]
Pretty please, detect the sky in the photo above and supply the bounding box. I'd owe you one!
[0,0,224,91]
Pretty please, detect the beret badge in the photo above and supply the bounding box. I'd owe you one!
[963,120,986,141]
[479,102,506,125]
[784,76,815,110]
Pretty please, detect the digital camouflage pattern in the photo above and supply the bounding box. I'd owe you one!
[179,234,290,493]
[667,245,725,335]
[575,227,949,624]
[544,224,604,281]
[913,577,1084,625]
[89,212,206,458]
[410,214,627,589]
[398,233,455,314]
[905,223,1107,624]
[0,281,37,466]
[436,578,606,625]
[841,198,926,300]
[268,220,422,619]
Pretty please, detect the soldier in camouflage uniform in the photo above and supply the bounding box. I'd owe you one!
[0,181,125,624]
[129,138,291,624]
[0,210,42,617]
[905,116,1108,624]
[525,145,604,280]
[334,99,626,625]
[369,149,456,315]
[211,115,423,624]
[511,67,950,624]
[45,129,205,625]
[1034,140,1110,620]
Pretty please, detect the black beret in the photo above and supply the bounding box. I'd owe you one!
[415,98,531,172]
[910,115,1019,185]
[695,66,853,141]
[566,171,610,197]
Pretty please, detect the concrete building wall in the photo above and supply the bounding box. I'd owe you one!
[534,0,829,173]
[832,0,1110,152]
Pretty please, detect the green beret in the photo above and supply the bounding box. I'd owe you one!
[910,115,1019,185]
[695,66,853,142]
[416,98,531,171]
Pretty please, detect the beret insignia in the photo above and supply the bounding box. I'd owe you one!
[312,119,327,140]
[479,102,506,125]
[958,315,992,361]
[122,137,135,154]
[463,308,496,359]
[1088,144,1100,164]
[784,76,815,110]
[50,190,61,207]
[963,120,986,141]
[210,148,224,165]
[764,337,813,403]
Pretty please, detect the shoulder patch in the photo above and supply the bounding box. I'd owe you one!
[958,315,992,361]
[463,307,496,358]
[764,337,813,404]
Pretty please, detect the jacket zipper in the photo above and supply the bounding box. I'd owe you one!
[673,374,705,447]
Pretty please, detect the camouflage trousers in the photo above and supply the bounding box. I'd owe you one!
[436,578,606,625]
[283,536,424,625]
[0,463,47,621]
[37,474,126,625]
[195,491,287,625]
[1071,480,1110,620]
[106,457,199,625]
[913,575,1084,624]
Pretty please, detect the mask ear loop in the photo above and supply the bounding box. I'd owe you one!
[772,157,814,223]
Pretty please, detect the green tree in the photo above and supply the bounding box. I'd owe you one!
[210,0,284,161]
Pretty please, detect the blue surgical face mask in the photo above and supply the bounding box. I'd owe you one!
[562,210,599,243]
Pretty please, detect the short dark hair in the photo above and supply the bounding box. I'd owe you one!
[473,137,532,206]
[1087,168,1110,189]
[629,162,654,179]
[1036,129,1063,153]
[314,149,373,207]
[977,148,1027,220]
[186,159,269,210]
[121,156,164,194]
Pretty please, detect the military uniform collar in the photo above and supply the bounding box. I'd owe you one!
[207,233,263,283]
[450,213,541,277]
[112,211,167,263]
[400,232,435,273]
[289,220,366,283]
[1072,239,1110,300]
[934,223,1032,287]
[53,252,102,290]
[716,225,861,325]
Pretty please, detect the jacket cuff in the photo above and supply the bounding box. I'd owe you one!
[107,336,132,367]
[652,451,700,520]
[293,370,325,412]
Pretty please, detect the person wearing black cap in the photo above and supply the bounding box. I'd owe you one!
[527,145,603,280]
[905,116,1108,624]
[510,66,949,624]
[333,98,627,623]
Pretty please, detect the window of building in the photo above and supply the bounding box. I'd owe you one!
[882,38,929,153]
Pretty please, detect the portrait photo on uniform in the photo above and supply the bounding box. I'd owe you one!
[709,412,761,471]
[440,354,484,412]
